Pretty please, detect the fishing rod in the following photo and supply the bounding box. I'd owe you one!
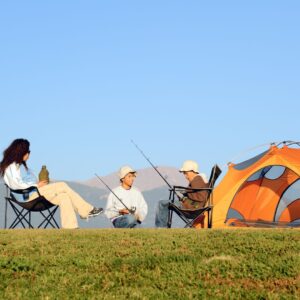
[94,173,136,214]
[130,140,181,199]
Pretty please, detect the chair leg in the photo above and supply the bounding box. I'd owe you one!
[208,208,213,228]
[12,211,33,229]
[4,199,8,229]
[8,202,26,228]
[39,209,55,229]
[18,210,34,229]
[38,211,51,228]
[167,209,173,228]
[169,206,191,228]
[189,214,205,229]
[167,189,175,228]
[179,214,191,227]
[51,207,60,228]
[9,204,32,229]
[38,207,60,229]
[5,198,59,229]
[29,201,58,229]
[7,200,35,229]
[208,194,214,229]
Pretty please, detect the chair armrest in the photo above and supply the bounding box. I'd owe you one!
[173,186,213,193]
[173,185,188,189]
[11,186,40,196]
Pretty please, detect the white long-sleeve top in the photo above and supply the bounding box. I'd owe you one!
[4,162,38,190]
[105,186,148,222]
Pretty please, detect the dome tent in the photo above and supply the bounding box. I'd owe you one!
[213,141,300,228]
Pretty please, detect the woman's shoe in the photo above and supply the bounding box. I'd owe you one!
[88,207,104,217]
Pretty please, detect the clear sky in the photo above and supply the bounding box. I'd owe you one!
[0,1,299,180]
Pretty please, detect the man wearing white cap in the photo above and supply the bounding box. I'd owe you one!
[155,160,208,227]
[105,166,148,228]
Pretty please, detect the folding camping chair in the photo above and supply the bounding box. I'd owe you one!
[167,164,222,228]
[4,185,60,229]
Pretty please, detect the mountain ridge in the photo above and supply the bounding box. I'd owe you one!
[79,166,188,192]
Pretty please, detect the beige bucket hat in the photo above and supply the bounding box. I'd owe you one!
[179,160,199,173]
[118,166,137,179]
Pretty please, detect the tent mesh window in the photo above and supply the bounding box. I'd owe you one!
[226,165,300,226]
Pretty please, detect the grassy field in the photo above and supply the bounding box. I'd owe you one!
[0,229,299,299]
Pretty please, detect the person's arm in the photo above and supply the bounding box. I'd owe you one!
[187,176,208,205]
[135,192,148,222]
[105,192,120,219]
[4,163,38,190]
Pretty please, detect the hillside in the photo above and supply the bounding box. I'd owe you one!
[0,229,298,299]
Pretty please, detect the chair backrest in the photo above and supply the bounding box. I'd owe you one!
[208,164,222,190]
[204,164,222,206]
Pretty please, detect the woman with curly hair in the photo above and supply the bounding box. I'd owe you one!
[0,138,103,229]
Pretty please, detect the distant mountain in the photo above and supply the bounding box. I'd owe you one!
[81,166,187,192]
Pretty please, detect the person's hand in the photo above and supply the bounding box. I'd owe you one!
[181,196,188,203]
[38,180,48,188]
[119,209,130,215]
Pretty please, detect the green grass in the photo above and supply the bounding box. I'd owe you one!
[0,229,299,299]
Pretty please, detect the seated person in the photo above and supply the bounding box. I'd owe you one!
[0,138,103,229]
[105,166,148,228]
[155,160,208,228]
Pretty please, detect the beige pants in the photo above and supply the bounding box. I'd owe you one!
[29,182,93,229]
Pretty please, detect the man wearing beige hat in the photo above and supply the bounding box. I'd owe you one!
[105,166,148,228]
[155,160,208,227]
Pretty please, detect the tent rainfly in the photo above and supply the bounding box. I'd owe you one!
[212,141,300,228]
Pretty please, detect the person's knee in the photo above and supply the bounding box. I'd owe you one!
[55,182,68,189]
[158,200,169,209]
[51,182,70,194]
[113,215,136,228]
[126,214,136,225]
[122,214,138,228]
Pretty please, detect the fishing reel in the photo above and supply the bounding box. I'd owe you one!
[129,206,136,214]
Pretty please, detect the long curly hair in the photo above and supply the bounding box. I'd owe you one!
[0,139,30,176]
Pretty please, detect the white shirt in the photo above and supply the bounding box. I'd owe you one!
[4,162,38,190]
[105,186,148,222]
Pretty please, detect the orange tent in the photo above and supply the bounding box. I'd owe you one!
[212,142,300,228]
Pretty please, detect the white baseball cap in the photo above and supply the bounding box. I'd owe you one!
[180,160,199,173]
[118,166,137,179]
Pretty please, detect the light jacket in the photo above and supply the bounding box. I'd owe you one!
[105,186,148,222]
[4,162,37,201]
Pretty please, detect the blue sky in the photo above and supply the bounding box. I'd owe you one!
[0,1,299,180]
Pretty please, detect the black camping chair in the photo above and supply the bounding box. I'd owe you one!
[167,164,222,228]
[4,185,60,229]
